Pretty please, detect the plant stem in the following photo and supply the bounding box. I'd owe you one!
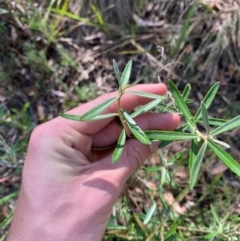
[117,93,130,137]
[195,129,210,141]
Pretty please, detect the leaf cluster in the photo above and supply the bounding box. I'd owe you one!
[59,60,240,189]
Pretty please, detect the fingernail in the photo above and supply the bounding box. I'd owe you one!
[149,141,160,152]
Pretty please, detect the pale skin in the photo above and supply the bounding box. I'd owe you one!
[8,83,180,241]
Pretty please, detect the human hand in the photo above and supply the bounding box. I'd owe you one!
[8,83,180,241]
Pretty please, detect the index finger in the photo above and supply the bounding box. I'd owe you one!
[58,83,167,135]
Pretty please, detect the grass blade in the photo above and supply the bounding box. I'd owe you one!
[201,102,210,134]
[113,59,121,86]
[59,97,117,121]
[50,8,96,27]
[168,80,195,130]
[121,109,151,145]
[145,131,198,141]
[143,202,157,225]
[167,150,185,165]
[120,60,132,88]
[194,82,219,121]
[189,138,198,171]
[210,115,240,136]
[182,83,191,101]
[210,205,220,224]
[112,130,126,163]
[126,90,166,100]
[190,141,208,190]
[130,99,162,118]
[208,140,240,176]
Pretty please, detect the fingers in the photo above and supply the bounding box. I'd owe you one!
[91,113,180,147]
[91,138,164,191]
[58,83,167,135]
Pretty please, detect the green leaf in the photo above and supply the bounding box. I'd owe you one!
[120,60,132,88]
[113,59,121,84]
[212,139,230,148]
[168,80,195,130]
[201,102,210,134]
[167,150,185,165]
[164,234,177,241]
[189,138,198,171]
[198,117,226,126]
[208,140,240,176]
[89,113,118,120]
[210,115,240,136]
[190,141,208,190]
[204,231,218,240]
[112,130,126,163]
[158,124,189,148]
[130,99,162,118]
[155,103,177,113]
[59,97,117,121]
[125,90,166,100]
[160,168,166,185]
[194,82,219,121]
[210,205,220,224]
[182,83,191,101]
[145,131,198,141]
[142,166,162,172]
[143,202,157,225]
[121,109,151,145]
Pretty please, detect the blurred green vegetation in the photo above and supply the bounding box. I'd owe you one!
[0,0,240,240]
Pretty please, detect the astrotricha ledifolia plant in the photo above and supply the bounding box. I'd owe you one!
[60,60,240,189]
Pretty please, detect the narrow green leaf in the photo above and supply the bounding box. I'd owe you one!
[194,82,219,121]
[142,166,162,172]
[212,139,230,148]
[145,131,198,141]
[204,231,218,240]
[120,60,132,88]
[208,140,240,176]
[164,234,177,241]
[167,150,185,165]
[182,83,191,101]
[125,90,166,100]
[168,80,195,130]
[107,225,127,230]
[121,109,151,145]
[89,113,118,120]
[59,97,117,121]
[130,99,162,118]
[189,138,198,171]
[155,102,177,113]
[198,117,226,126]
[112,130,126,163]
[210,115,240,136]
[160,168,166,185]
[210,205,220,224]
[113,59,121,84]
[59,112,118,121]
[201,102,210,134]
[143,202,157,225]
[190,141,208,190]
[158,124,189,148]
